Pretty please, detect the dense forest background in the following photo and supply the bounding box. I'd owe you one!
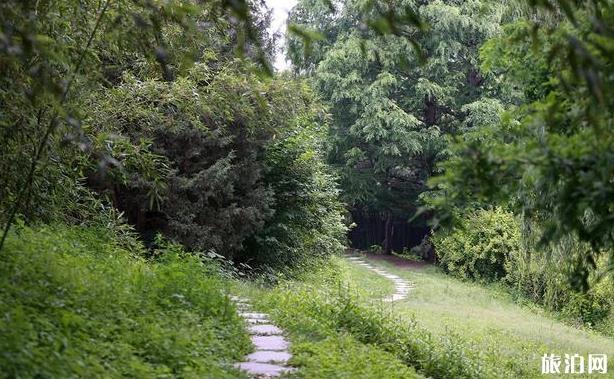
[285,0,613,331]
[0,0,612,376]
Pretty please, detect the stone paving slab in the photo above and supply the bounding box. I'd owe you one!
[234,362,292,376]
[247,318,271,324]
[249,324,283,335]
[384,294,406,302]
[252,335,289,351]
[346,256,413,302]
[231,296,294,377]
[233,256,413,377]
[240,312,269,319]
[246,351,292,364]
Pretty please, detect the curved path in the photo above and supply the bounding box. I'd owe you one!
[231,255,413,376]
[231,296,294,378]
[346,255,414,301]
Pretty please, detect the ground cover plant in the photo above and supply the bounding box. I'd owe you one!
[375,259,614,376]
[0,225,251,378]
[236,256,613,378]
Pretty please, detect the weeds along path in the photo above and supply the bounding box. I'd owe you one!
[231,295,294,378]
[346,255,414,301]
[231,256,413,377]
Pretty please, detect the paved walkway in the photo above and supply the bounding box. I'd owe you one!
[346,255,414,301]
[232,255,413,377]
[231,296,294,378]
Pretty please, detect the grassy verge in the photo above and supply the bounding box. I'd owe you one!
[0,225,251,378]
[368,258,614,377]
[236,256,613,378]
[234,260,423,378]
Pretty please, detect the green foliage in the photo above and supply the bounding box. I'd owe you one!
[369,244,383,254]
[244,108,347,267]
[432,208,521,283]
[0,0,187,222]
[427,1,614,289]
[433,208,612,330]
[287,0,431,74]
[288,0,513,252]
[505,232,613,330]
[0,0,346,268]
[252,259,533,379]
[0,225,250,378]
[87,60,346,266]
[479,21,554,103]
[314,30,434,213]
[0,0,278,251]
[400,245,425,262]
[88,62,276,256]
[290,335,421,378]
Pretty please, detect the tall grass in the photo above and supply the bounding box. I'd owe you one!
[0,225,251,378]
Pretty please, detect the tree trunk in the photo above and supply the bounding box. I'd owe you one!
[424,95,438,126]
[382,210,393,254]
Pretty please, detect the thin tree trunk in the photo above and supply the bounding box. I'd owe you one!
[382,210,393,254]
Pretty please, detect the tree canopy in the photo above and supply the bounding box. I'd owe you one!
[288,0,511,252]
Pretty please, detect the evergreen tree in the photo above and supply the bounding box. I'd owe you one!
[288,0,508,253]
[428,2,614,288]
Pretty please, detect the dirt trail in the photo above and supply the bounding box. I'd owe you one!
[362,252,428,270]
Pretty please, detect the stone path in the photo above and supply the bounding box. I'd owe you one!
[231,296,294,378]
[346,255,414,301]
[231,255,412,376]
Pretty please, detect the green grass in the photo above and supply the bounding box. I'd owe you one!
[9,224,608,379]
[233,259,423,379]
[236,255,614,378]
[357,257,614,378]
[341,259,395,301]
[0,225,251,378]
[289,335,419,379]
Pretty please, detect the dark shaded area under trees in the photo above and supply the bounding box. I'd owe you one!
[349,209,429,256]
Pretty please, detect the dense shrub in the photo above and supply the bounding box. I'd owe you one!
[290,335,420,379]
[433,209,612,331]
[0,0,341,270]
[432,208,520,282]
[88,63,273,256]
[87,61,346,265]
[242,111,347,267]
[0,0,263,230]
[0,225,250,378]
[505,235,613,331]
